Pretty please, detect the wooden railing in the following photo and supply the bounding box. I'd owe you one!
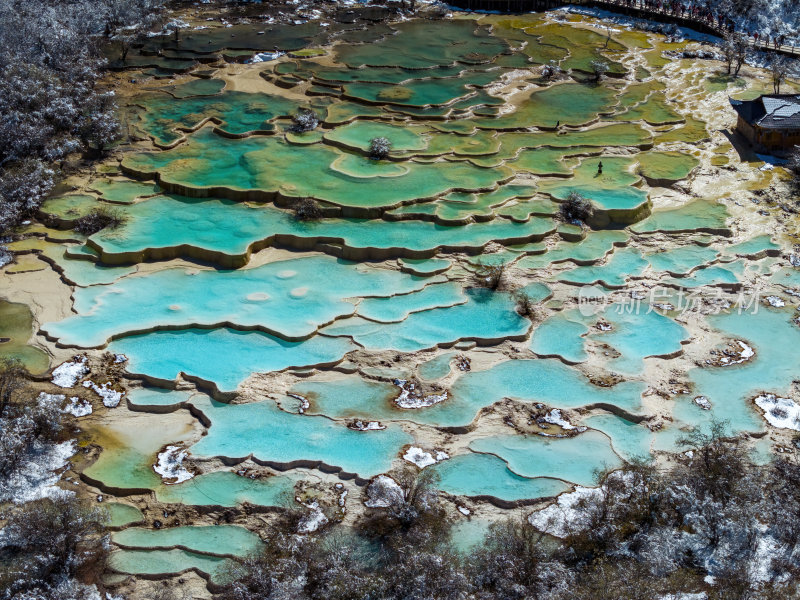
[447,0,800,59]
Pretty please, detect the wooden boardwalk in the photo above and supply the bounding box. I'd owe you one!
[448,0,800,59]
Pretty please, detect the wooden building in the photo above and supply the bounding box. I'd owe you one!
[730,94,800,155]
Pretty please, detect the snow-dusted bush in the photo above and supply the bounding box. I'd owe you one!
[357,468,447,548]
[589,59,609,82]
[559,191,594,224]
[473,263,507,291]
[369,136,392,160]
[73,206,126,236]
[291,109,319,133]
[0,495,109,597]
[293,197,322,221]
[0,0,165,234]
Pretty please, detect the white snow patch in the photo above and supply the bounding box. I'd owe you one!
[652,303,675,311]
[693,396,712,410]
[458,506,471,516]
[297,500,328,533]
[349,420,386,431]
[37,391,66,404]
[153,445,194,484]
[52,356,88,388]
[528,485,601,538]
[288,392,309,414]
[63,396,92,417]
[748,529,782,583]
[248,51,284,63]
[0,440,76,504]
[402,446,449,468]
[718,340,755,365]
[364,474,405,508]
[0,246,10,268]
[393,379,448,409]
[114,353,128,364]
[754,393,800,430]
[82,380,124,408]
[543,408,575,430]
[765,295,785,307]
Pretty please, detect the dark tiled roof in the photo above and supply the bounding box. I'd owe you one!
[730,94,800,130]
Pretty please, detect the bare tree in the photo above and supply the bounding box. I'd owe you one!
[473,262,507,291]
[369,136,392,160]
[721,31,748,76]
[0,496,109,594]
[589,59,609,82]
[559,191,594,224]
[0,357,28,417]
[770,55,791,94]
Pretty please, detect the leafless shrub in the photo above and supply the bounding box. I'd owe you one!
[559,191,594,224]
[73,205,126,235]
[293,197,322,221]
[369,136,392,160]
[473,263,507,291]
[291,109,319,133]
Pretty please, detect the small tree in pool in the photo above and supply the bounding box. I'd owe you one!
[74,206,127,235]
[291,110,319,133]
[559,191,593,225]
[473,263,507,291]
[293,198,322,221]
[589,59,608,82]
[369,137,392,160]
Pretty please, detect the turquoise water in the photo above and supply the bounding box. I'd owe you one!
[683,307,800,432]
[594,306,689,374]
[186,395,411,477]
[40,245,137,287]
[720,235,778,258]
[530,314,589,363]
[538,156,649,212]
[663,260,745,288]
[399,258,452,276]
[89,194,555,265]
[446,358,646,424]
[357,283,467,323]
[518,230,628,269]
[134,90,301,145]
[45,255,434,347]
[434,453,569,501]
[36,14,797,530]
[417,352,458,381]
[470,430,623,486]
[106,503,144,528]
[555,248,648,288]
[112,525,261,557]
[531,305,687,374]
[109,548,233,582]
[334,20,509,69]
[646,245,719,275]
[320,288,529,353]
[294,354,645,428]
[632,200,729,233]
[111,328,354,393]
[155,471,296,508]
[127,387,195,408]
